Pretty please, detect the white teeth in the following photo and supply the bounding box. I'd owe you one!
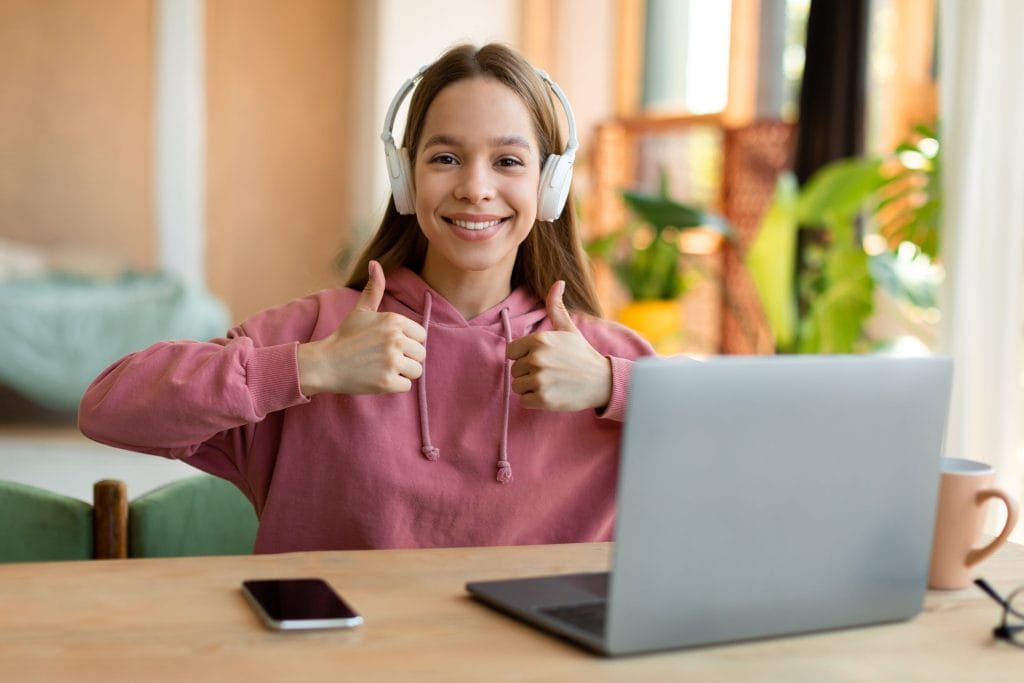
[451,218,503,230]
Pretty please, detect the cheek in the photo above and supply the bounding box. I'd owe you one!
[511,175,540,215]
[412,171,440,214]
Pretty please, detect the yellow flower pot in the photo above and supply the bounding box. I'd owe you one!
[616,299,684,354]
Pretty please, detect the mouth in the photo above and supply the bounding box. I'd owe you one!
[443,215,512,231]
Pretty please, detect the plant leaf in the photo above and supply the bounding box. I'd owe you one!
[621,192,705,231]
[745,172,800,351]
[797,244,875,353]
[797,158,887,227]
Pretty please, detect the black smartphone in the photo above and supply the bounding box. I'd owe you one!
[241,578,363,630]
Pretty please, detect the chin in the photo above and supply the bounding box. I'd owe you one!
[440,250,517,276]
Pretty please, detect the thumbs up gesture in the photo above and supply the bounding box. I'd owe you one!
[297,261,427,396]
[505,281,612,411]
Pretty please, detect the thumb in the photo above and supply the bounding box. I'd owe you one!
[355,260,386,312]
[545,280,577,332]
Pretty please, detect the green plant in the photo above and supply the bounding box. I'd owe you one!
[746,125,941,353]
[877,123,942,258]
[587,172,731,301]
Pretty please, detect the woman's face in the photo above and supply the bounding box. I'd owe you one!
[413,76,541,288]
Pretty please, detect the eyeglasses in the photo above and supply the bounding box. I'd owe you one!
[975,578,1024,648]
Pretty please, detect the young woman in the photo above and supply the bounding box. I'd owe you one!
[79,43,655,552]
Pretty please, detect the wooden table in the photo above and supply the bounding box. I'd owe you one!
[0,541,1021,682]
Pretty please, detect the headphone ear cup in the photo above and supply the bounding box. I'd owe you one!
[385,143,416,215]
[537,154,574,222]
[392,148,415,215]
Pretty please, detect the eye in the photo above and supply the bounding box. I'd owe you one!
[496,156,525,168]
[430,153,459,165]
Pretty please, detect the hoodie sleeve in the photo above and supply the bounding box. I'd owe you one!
[78,336,308,459]
[596,355,637,422]
[77,294,330,460]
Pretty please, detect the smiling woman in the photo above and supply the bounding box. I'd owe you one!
[77,43,656,554]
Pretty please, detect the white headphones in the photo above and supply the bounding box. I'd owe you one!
[380,64,579,222]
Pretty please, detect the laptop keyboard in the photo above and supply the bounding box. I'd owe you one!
[563,572,610,598]
[538,601,607,637]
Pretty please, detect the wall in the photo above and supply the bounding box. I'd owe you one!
[538,0,617,221]
[0,0,358,322]
[206,0,357,320]
[0,0,154,268]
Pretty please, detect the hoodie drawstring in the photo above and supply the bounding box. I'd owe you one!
[418,292,440,461]
[414,293,514,484]
[497,308,513,484]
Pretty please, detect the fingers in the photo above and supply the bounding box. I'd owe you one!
[506,279,576,362]
[511,372,539,396]
[510,373,556,411]
[400,316,428,344]
[545,280,578,333]
[371,319,426,384]
[358,347,422,394]
[373,323,426,385]
[509,357,533,378]
[506,335,529,361]
[400,333,427,363]
[395,354,424,381]
[355,260,386,312]
[380,375,413,394]
[354,259,426,343]
[505,329,557,363]
[318,274,427,394]
[503,282,610,411]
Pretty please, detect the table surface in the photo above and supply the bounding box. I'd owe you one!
[0,541,1021,682]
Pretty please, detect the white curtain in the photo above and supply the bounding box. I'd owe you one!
[939,0,1024,538]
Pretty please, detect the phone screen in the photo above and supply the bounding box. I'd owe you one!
[241,578,363,630]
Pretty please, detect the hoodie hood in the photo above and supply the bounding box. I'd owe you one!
[384,267,549,334]
[382,267,549,484]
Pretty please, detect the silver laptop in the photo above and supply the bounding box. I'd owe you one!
[466,354,953,656]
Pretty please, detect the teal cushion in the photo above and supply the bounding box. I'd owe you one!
[0,273,229,412]
[0,480,93,562]
[129,474,258,557]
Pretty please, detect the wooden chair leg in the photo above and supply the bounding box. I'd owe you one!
[93,479,128,559]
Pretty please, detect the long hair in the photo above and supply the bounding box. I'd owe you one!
[345,43,601,316]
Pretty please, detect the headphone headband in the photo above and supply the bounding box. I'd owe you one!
[380,64,430,149]
[533,68,579,160]
[381,61,578,221]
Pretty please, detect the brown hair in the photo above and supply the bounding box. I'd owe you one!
[344,43,601,316]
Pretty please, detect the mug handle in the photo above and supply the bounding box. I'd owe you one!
[966,488,1020,567]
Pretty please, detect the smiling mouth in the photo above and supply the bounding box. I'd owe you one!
[444,217,510,231]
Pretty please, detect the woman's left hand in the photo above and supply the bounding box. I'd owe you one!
[506,281,612,411]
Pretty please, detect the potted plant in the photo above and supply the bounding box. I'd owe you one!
[587,172,731,352]
[745,124,941,353]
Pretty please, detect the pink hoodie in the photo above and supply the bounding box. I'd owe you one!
[79,268,655,552]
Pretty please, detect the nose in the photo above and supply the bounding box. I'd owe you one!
[454,159,495,204]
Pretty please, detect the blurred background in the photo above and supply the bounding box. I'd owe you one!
[0,0,1021,537]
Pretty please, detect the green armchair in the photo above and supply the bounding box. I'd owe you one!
[128,474,258,557]
[0,479,127,562]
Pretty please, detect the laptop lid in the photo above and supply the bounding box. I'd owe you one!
[604,354,952,654]
[466,354,953,656]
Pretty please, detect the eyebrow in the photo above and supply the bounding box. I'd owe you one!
[421,134,533,151]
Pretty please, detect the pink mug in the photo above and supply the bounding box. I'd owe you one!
[927,457,1019,590]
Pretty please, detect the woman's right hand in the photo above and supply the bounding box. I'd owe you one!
[297,261,426,396]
